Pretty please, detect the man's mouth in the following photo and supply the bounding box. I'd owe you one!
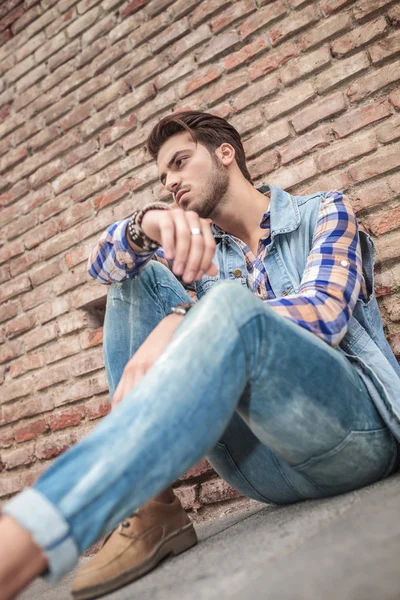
[175,189,189,204]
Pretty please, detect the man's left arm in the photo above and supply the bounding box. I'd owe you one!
[265,191,363,347]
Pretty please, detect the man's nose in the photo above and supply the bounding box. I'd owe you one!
[165,173,181,193]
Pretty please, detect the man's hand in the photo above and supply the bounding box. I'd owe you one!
[111,313,184,409]
[141,208,218,283]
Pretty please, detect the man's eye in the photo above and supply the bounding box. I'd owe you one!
[176,157,187,167]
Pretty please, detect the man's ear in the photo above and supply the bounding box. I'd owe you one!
[216,143,235,166]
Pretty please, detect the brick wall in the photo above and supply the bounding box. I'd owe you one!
[0,0,399,515]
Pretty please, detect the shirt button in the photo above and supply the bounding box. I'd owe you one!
[340,260,349,267]
[233,269,242,277]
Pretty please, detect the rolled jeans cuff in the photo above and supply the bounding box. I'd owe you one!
[2,487,79,583]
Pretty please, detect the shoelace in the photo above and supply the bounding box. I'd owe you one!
[117,513,138,533]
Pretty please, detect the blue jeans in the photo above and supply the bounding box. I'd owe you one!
[4,262,398,582]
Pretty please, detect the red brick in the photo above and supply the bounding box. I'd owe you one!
[71,172,109,203]
[94,80,130,112]
[331,17,387,58]
[0,427,14,449]
[49,406,85,432]
[212,0,255,33]
[79,327,103,350]
[198,30,240,66]
[388,5,400,25]
[280,126,330,165]
[58,200,93,232]
[248,149,279,179]
[5,212,37,243]
[73,347,104,377]
[269,4,319,46]
[81,105,118,139]
[384,294,400,322]
[370,32,400,65]
[350,181,390,214]
[93,179,131,211]
[0,339,22,363]
[52,166,86,195]
[180,65,223,98]
[15,419,47,444]
[35,430,78,460]
[332,99,391,138]
[389,88,400,111]
[281,47,331,85]
[230,107,264,136]
[315,52,369,94]
[348,141,400,183]
[318,132,377,172]
[0,301,19,324]
[91,39,129,76]
[299,13,351,50]
[388,173,400,195]
[65,242,93,269]
[29,160,64,189]
[10,351,45,378]
[240,0,286,41]
[320,0,354,15]
[49,40,81,72]
[85,395,110,420]
[267,156,318,189]
[154,55,194,90]
[376,115,400,144]
[0,266,10,285]
[38,196,71,224]
[375,230,400,265]
[369,206,400,236]
[354,0,395,22]
[0,179,30,207]
[24,221,58,251]
[21,186,53,215]
[181,458,213,480]
[127,55,168,89]
[37,296,70,324]
[36,361,70,391]
[70,282,107,309]
[21,281,54,312]
[223,37,268,73]
[2,446,35,470]
[120,0,149,17]
[76,207,114,241]
[291,91,346,133]
[199,477,241,504]
[118,82,156,116]
[0,240,25,265]
[150,17,190,54]
[244,120,290,159]
[265,81,315,122]
[248,42,298,81]
[52,267,87,296]
[30,261,62,287]
[41,228,78,260]
[173,484,198,509]
[65,139,99,168]
[52,372,108,408]
[24,322,59,352]
[82,13,117,45]
[190,0,226,27]
[0,144,28,175]
[347,60,400,102]
[5,313,35,338]
[169,23,211,63]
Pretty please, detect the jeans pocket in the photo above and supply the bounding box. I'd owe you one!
[292,428,397,495]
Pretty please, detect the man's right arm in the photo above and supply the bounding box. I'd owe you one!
[87,218,167,284]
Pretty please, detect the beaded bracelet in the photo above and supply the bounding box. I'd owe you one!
[127,203,169,251]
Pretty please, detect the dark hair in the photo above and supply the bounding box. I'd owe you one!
[147,111,252,183]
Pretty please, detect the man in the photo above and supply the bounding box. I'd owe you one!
[1,111,400,600]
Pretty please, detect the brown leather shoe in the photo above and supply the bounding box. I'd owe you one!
[71,496,198,600]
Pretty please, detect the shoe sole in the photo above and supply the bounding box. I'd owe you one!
[71,523,198,600]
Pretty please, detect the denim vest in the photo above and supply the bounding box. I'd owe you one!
[195,184,400,441]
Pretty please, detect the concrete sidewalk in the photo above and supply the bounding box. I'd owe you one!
[20,472,400,600]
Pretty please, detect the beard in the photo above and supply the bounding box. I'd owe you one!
[191,157,230,219]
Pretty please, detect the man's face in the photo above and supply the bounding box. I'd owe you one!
[157,131,229,219]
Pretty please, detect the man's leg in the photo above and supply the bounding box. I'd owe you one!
[73,262,198,599]
[1,280,397,588]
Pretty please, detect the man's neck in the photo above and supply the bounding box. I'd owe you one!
[211,179,270,245]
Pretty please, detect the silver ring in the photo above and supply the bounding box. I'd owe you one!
[191,227,202,235]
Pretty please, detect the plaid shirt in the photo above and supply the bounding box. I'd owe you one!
[88,191,364,347]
